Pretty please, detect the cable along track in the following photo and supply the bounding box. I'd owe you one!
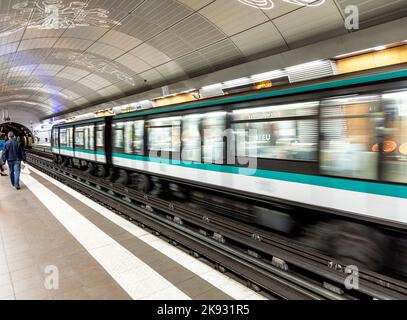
[26,152,407,300]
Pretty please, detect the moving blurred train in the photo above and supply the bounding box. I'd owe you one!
[51,65,407,276]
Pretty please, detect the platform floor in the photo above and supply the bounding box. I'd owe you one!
[0,166,265,300]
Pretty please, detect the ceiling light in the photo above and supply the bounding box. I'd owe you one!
[179,89,195,94]
[201,83,223,91]
[383,91,407,100]
[238,0,325,10]
[251,70,285,81]
[285,60,326,72]
[238,0,274,10]
[334,48,373,59]
[223,77,250,88]
[374,45,386,51]
[284,0,326,6]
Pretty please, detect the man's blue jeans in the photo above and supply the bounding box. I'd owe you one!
[7,161,21,187]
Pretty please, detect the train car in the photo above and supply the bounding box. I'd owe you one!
[51,116,112,176]
[110,67,407,222]
[52,65,407,273]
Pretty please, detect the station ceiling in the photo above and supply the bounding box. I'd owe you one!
[0,0,406,119]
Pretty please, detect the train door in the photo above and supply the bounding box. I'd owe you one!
[59,126,74,157]
[381,90,407,183]
[96,122,107,164]
[111,119,145,168]
[51,127,60,154]
[74,124,96,162]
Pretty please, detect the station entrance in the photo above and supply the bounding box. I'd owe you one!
[0,122,33,147]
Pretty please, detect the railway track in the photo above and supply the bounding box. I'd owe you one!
[26,150,407,300]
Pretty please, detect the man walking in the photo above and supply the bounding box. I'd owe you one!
[0,133,7,176]
[1,132,26,190]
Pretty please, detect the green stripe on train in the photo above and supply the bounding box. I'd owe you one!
[113,69,407,119]
[112,153,407,199]
[59,147,105,155]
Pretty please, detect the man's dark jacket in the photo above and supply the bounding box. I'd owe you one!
[1,138,26,162]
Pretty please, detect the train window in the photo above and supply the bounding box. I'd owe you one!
[89,125,95,150]
[124,122,133,154]
[113,122,124,149]
[67,127,73,148]
[202,112,226,164]
[84,127,89,149]
[60,128,67,146]
[382,91,407,183]
[115,120,144,154]
[182,115,201,162]
[52,128,59,147]
[232,102,319,161]
[233,120,318,161]
[96,124,104,148]
[75,127,84,147]
[148,117,181,155]
[83,126,94,150]
[320,95,382,180]
[133,120,144,155]
[60,127,74,148]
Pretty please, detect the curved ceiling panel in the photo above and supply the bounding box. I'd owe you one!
[0,0,405,119]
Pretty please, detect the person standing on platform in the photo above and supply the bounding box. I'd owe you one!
[0,133,7,176]
[1,132,26,190]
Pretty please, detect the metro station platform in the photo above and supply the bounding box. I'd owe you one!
[0,167,265,301]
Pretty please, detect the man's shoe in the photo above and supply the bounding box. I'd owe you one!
[15,185,21,190]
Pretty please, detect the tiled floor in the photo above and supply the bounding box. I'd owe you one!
[0,166,266,300]
[0,173,131,300]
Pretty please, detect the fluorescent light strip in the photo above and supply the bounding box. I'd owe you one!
[284,0,326,7]
[251,70,285,81]
[334,44,389,59]
[374,45,386,51]
[201,83,223,91]
[334,49,373,59]
[238,0,274,10]
[285,60,326,72]
[238,0,326,10]
[383,91,407,99]
[29,166,266,300]
[223,77,251,88]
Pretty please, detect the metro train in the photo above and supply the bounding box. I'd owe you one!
[51,64,407,275]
